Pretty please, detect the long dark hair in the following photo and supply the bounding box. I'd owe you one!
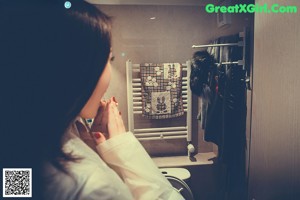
[0,0,112,198]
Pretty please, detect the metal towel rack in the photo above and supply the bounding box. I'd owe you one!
[126,60,195,153]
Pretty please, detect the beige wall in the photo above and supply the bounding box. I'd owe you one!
[248,0,300,199]
[98,4,252,155]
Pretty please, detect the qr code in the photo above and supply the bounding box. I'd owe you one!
[2,168,32,197]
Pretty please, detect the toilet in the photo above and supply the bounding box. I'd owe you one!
[160,168,194,200]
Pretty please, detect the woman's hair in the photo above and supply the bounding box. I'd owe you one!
[0,0,111,197]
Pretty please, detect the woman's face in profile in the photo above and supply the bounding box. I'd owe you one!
[79,53,113,119]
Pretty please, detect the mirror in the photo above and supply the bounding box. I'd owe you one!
[96,1,254,199]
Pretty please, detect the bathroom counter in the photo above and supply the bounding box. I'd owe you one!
[152,152,216,168]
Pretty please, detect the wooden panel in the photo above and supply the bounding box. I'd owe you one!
[248,0,300,199]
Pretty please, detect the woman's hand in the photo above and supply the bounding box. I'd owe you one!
[91,100,108,136]
[91,97,125,144]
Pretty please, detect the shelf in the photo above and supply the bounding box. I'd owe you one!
[152,152,216,168]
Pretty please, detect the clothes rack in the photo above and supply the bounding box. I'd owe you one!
[191,28,250,90]
[192,41,243,48]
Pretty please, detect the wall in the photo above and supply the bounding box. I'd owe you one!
[248,0,300,199]
[98,4,252,155]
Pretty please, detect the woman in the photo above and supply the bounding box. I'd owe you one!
[0,1,184,199]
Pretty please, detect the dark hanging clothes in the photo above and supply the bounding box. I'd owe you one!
[204,93,223,146]
[223,65,247,200]
[190,33,247,200]
[204,34,246,165]
[189,51,216,98]
[189,51,218,130]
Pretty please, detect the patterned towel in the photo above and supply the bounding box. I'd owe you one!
[140,63,184,119]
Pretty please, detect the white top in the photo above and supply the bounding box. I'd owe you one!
[43,120,184,200]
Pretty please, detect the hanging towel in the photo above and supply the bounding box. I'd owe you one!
[140,63,184,119]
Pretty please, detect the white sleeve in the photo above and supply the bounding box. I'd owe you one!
[78,169,134,200]
[96,132,184,200]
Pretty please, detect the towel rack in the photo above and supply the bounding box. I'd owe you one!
[126,60,195,154]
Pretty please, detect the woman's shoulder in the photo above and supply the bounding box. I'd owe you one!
[43,131,133,200]
[43,161,113,200]
[43,149,132,200]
